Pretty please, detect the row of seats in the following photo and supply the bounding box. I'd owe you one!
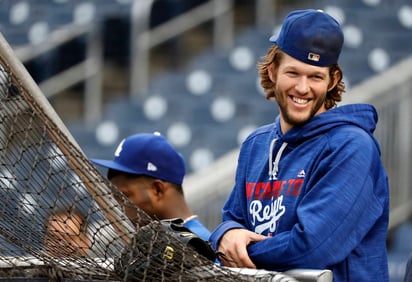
[0,0,133,47]
[80,1,412,173]
[2,1,411,174]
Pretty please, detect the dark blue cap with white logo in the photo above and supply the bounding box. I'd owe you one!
[91,132,186,185]
[270,9,344,67]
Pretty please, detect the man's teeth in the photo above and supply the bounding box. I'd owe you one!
[292,97,308,104]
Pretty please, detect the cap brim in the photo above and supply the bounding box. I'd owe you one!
[90,158,140,175]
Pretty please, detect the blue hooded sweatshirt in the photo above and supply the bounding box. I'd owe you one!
[210,104,389,282]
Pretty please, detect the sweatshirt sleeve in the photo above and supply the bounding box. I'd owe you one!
[247,129,389,270]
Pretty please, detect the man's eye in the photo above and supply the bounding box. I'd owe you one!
[312,75,324,80]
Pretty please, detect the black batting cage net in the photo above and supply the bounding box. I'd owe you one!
[0,33,303,282]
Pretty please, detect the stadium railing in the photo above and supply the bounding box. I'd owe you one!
[129,0,278,97]
[14,22,104,125]
[129,0,235,97]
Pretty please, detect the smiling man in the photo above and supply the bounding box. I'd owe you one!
[209,9,390,281]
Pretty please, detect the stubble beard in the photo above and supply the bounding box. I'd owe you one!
[275,89,326,128]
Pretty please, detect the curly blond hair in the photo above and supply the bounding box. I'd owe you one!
[257,45,345,110]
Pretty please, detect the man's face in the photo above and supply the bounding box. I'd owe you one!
[109,174,157,219]
[45,213,90,257]
[269,53,335,133]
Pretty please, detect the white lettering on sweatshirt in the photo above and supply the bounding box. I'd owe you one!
[249,195,286,234]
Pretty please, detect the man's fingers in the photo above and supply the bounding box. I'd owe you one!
[251,233,267,242]
[218,252,238,267]
[217,229,267,268]
[219,247,256,268]
[235,245,256,268]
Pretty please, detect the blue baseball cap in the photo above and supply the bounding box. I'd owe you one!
[91,132,186,185]
[270,9,344,67]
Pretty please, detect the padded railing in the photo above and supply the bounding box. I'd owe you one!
[341,55,412,231]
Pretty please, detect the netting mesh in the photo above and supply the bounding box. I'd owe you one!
[0,33,301,281]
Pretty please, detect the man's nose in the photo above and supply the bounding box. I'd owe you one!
[295,77,309,94]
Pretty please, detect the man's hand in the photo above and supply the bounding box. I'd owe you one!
[217,228,267,268]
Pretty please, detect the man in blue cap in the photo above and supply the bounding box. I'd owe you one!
[209,9,389,281]
[91,132,211,241]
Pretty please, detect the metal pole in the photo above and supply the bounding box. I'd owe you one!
[255,0,276,28]
[213,0,234,52]
[130,0,155,98]
[84,25,103,125]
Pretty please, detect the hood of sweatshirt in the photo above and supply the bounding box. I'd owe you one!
[257,103,379,180]
[280,103,378,145]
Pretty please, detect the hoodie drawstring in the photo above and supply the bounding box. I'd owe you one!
[268,139,288,180]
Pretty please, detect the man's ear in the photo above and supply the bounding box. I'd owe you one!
[150,179,167,200]
[328,69,341,91]
[268,62,276,83]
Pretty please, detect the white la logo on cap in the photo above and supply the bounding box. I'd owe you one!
[114,139,126,157]
[147,162,157,171]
